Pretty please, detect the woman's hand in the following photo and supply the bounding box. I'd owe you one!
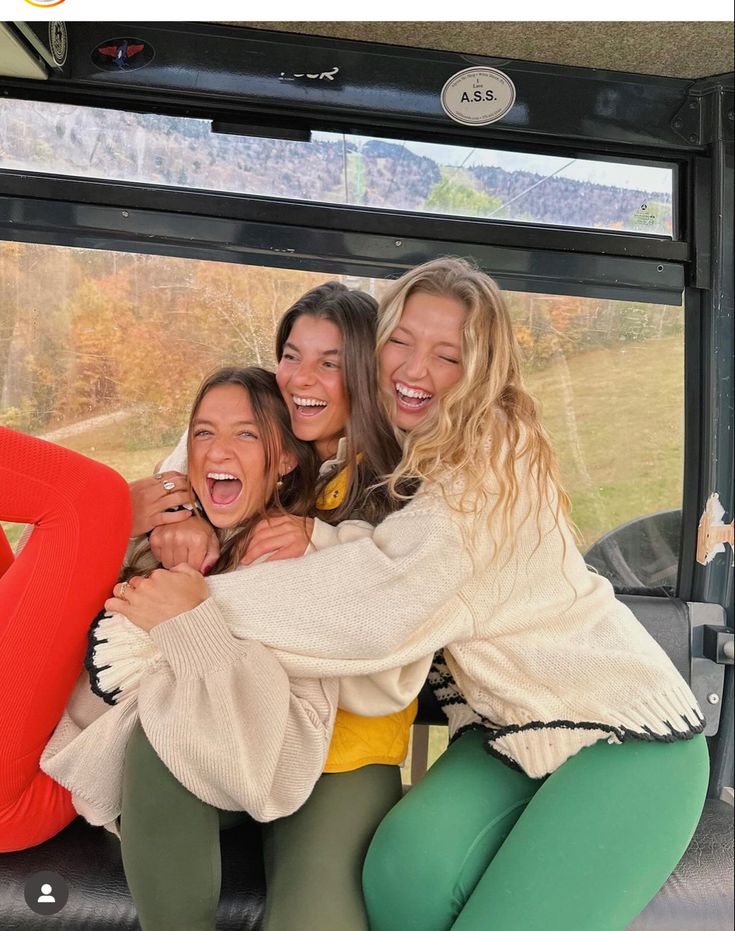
[105,564,208,632]
[129,471,193,536]
[242,514,314,565]
[150,515,220,574]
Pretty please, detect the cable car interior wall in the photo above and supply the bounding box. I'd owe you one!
[0,20,732,930]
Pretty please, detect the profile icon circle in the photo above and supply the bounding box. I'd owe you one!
[24,870,69,915]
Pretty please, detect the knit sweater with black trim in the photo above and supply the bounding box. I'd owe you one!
[39,438,425,827]
[42,443,703,822]
[150,441,704,778]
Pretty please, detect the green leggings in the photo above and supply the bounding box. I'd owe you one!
[120,723,403,931]
[363,730,709,931]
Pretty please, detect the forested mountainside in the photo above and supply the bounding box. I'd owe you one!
[0,238,681,440]
[0,100,671,232]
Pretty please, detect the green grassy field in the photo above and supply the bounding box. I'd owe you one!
[525,336,683,548]
[2,335,683,557]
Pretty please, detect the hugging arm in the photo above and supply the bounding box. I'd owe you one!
[153,432,471,703]
[307,518,436,715]
[203,484,474,662]
[134,431,220,572]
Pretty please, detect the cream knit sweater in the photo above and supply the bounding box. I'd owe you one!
[160,433,703,765]
[195,480,703,769]
[39,435,429,825]
[40,608,341,826]
[42,438,703,825]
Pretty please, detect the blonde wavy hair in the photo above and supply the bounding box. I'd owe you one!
[377,257,571,555]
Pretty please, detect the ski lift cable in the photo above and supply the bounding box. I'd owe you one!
[486,158,578,218]
[380,140,409,206]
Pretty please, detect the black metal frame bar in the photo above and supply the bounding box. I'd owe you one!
[0,186,683,304]
[663,81,735,798]
[0,172,687,263]
[678,285,703,603]
[1,22,705,154]
[687,86,734,619]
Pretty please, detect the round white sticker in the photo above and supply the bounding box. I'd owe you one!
[441,67,516,126]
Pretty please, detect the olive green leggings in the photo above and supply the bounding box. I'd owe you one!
[363,730,709,931]
[119,723,403,931]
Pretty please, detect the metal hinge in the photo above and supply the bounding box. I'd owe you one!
[672,95,704,145]
[672,82,735,146]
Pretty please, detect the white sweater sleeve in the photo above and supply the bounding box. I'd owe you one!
[310,516,375,548]
[310,516,434,715]
[157,429,189,473]
[203,483,475,665]
[157,443,473,687]
[141,598,337,820]
[337,656,433,716]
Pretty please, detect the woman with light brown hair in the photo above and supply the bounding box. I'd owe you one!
[104,257,707,930]
[59,281,418,931]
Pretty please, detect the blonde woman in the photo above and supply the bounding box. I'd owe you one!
[108,258,708,931]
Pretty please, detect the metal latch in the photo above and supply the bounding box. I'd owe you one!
[688,603,728,736]
[703,625,735,665]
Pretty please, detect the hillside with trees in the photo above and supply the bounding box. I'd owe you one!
[0,99,671,232]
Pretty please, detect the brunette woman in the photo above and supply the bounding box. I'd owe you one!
[88,283,417,931]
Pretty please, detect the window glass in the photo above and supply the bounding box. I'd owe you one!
[0,240,683,590]
[504,290,683,557]
[0,98,674,235]
[515,292,683,590]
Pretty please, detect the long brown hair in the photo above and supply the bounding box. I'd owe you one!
[123,366,319,580]
[276,281,403,524]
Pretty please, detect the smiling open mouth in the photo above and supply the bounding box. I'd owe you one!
[292,395,328,418]
[394,381,433,411]
[206,471,243,506]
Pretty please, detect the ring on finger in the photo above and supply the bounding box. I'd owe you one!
[118,581,129,599]
[162,480,176,491]
[153,472,164,481]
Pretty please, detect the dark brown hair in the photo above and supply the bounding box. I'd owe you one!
[276,281,403,524]
[123,366,319,580]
